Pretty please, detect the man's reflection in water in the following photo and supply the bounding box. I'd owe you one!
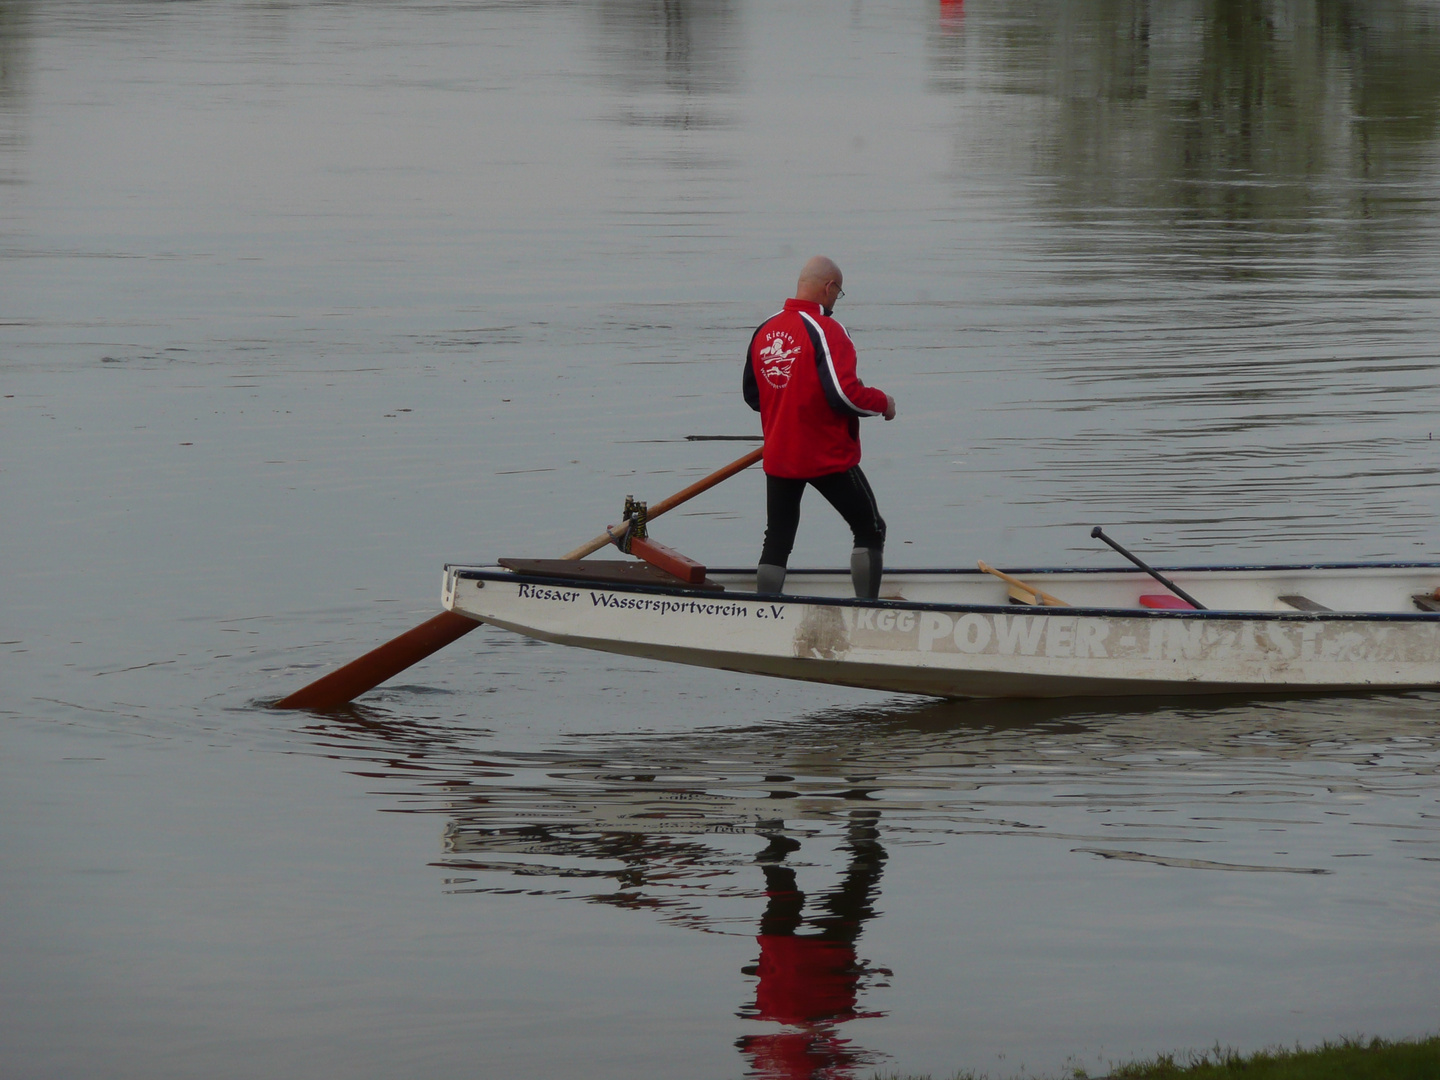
[302,710,899,1075]
[737,810,889,1080]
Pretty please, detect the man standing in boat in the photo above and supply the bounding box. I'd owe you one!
[744,256,896,598]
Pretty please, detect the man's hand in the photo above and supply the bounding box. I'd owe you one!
[883,394,897,421]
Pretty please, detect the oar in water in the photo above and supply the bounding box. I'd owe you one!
[1090,526,1206,610]
[274,445,765,710]
[271,610,485,711]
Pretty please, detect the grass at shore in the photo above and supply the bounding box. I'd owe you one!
[874,1034,1440,1080]
[1098,1035,1440,1078]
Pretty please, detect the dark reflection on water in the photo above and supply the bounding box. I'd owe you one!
[297,692,1440,1078]
[0,0,30,168]
[931,0,1440,250]
[924,4,1440,556]
[593,0,739,105]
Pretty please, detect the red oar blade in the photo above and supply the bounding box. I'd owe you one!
[629,536,707,584]
[273,610,480,710]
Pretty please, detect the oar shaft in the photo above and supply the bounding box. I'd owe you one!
[650,445,763,517]
[976,561,1070,607]
[1090,527,1207,610]
[562,446,763,560]
[562,526,627,563]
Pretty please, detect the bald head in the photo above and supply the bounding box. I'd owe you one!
[795,256,843,306]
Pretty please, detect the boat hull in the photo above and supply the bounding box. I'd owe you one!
[443,564,1440,698]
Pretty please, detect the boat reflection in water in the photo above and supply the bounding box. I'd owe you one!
[435,759,896,1076]
[295,689,1440,1078]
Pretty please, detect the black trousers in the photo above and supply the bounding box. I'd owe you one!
[760,466,886,568]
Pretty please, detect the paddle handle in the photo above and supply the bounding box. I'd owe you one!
[1090,527,1207,610]
[562,525,628,562]
[977,561,1070,607]
[562,446,764,560]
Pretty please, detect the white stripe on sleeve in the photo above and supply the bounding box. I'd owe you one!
[798,311,882,417]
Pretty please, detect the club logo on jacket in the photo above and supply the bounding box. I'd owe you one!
[757,332,801,388]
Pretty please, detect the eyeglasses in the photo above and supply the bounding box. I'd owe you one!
[832,284,845,301]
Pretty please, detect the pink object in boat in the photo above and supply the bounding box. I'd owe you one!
[1139,594,1196,610]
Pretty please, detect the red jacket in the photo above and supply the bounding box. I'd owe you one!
[744,299,888,479]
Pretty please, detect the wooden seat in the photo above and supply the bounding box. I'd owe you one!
[498,558,725,592]
[1278,594,1331,612]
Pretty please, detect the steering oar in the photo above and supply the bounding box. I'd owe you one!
[274,446,764,709]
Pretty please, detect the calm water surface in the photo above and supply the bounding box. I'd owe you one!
[3,2,1440,1077]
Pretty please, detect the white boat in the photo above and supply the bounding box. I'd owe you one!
[442,560,1440,698]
